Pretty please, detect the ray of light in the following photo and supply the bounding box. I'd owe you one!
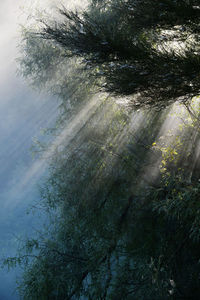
[4,95,102,207]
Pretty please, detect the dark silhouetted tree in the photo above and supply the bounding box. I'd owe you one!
[37,0,200,108]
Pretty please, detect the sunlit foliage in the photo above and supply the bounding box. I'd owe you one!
[2,1,200,299]
[5,95,200,299]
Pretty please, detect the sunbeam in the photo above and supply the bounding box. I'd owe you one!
[1,1,200,299]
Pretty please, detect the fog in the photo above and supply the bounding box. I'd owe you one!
[0,1,59,298]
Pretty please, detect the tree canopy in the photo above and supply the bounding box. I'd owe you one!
[3,1,200,299]
[37,0,200,108]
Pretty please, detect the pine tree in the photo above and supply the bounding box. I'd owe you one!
[38,0,200,108]
[3,1,200,299]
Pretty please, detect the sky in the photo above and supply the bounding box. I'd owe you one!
[0,1,89,298]
[0,1,198,298]
[0,1,59,298]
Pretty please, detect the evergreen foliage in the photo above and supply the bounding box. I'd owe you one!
[2,1,200,299]
[5,97,200,299]
[38,0,200,108]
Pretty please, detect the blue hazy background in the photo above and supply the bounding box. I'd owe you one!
[0,0,58,298]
